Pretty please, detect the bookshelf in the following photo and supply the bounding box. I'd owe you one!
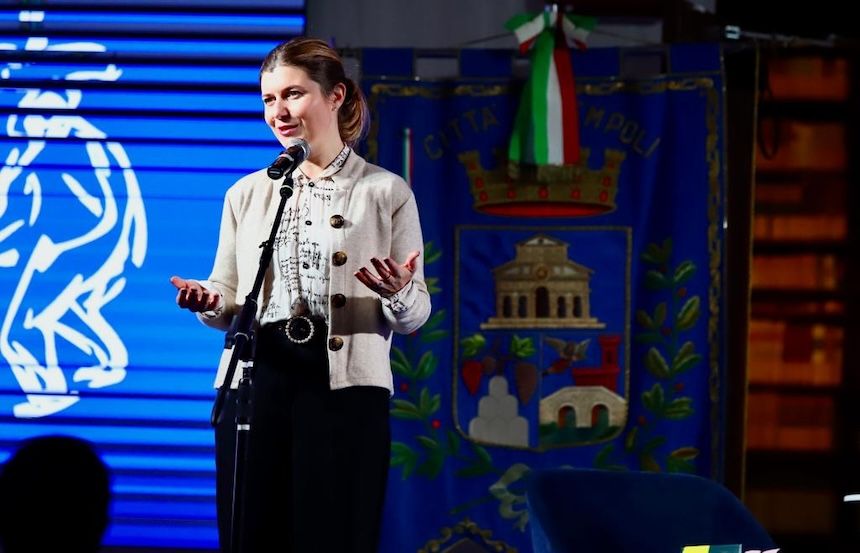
[744,50,859,551]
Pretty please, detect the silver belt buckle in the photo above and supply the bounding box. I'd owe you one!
[283,315,315,344]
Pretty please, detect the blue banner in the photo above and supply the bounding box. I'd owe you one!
[365,44,728,552]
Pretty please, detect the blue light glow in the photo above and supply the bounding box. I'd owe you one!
[0,11,304,28]
[0,4,306,549]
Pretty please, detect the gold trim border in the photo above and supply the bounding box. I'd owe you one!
[417,517,518,553]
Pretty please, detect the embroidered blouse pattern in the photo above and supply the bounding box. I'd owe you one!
[262,145,351,325]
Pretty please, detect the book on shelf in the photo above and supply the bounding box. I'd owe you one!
[746,392,833,451]
[746,488,836,535]
[751,300,844,319]
[755,182,805,204]
[748,321,843,386]
[753,214,847,242]
[751,254,841,290]
[767,56,849,102]
[756,121,845,172]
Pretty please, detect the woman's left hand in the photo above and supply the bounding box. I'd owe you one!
[354,250,420,297]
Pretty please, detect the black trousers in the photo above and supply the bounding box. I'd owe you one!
[215,322,391,553]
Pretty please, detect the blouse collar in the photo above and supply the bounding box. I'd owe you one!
[295,144,352,185]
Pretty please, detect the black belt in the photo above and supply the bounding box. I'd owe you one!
[265,315,327,345]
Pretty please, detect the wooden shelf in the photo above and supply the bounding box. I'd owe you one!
[759,100,850,121]
[747,449,836,463]
[749,311,847,325]
[747,451,838,487]
[748,382,841,394]
[753,240,847,254]
[755,168,846,182]
[745,462,836,487]
[752,289,844,302]
[764,533,842,552]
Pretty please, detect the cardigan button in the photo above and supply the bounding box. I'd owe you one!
[330,214,345,228]
[331,293,347,308]
[328,337,344,351]
[332,251,348,266]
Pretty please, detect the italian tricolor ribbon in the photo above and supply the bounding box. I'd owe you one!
[506,8,596,167]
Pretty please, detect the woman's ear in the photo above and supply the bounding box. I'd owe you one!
[330,82,347,110]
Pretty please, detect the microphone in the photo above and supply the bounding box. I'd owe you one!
[267,139,311,179]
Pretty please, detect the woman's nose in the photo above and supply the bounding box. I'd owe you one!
[273,99,289,118]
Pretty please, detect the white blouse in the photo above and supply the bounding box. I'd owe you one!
[260,145,351,325]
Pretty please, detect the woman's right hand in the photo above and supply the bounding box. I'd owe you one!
[170,276,221,313]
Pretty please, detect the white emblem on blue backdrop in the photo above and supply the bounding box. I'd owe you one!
[1,37,147,418]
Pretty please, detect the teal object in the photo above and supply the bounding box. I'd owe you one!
[526,468,775,553]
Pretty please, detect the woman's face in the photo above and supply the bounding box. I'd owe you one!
[260,64,344,159]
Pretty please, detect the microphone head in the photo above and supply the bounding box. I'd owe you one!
[267,139,311,180]
[287,138,311,163]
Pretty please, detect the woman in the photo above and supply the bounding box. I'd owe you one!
[170,37,431,553]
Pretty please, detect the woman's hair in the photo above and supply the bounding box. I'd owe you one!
[260,37,369,148]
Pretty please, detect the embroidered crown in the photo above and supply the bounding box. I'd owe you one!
[458,148,626,217]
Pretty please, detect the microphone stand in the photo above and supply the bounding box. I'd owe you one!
[210,172,295,553]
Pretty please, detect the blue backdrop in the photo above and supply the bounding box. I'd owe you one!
[0,3,303,548]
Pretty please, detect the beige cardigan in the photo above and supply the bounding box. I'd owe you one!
[198,152,431,392]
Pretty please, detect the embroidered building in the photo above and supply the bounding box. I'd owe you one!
[573,335,621,392]
[481,234,605,329]
[540,334,626,429]
[539,385,626,430]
